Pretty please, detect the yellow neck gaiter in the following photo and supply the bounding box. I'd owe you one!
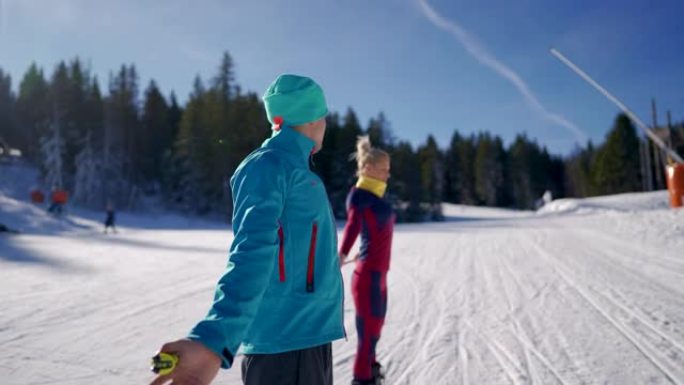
[356,176,387,198]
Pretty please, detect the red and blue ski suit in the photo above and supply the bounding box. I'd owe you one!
[339,183,395,381]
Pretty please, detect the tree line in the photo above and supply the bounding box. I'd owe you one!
[1,52,679,222]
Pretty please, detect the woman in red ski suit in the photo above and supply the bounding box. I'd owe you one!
[339,136,394,385]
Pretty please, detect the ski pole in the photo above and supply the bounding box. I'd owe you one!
[151,352,179,375]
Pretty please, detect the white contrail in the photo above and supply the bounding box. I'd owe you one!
[417,0,589,143]
[0,0,4,36]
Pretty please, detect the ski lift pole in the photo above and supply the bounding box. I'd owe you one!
[550,48,683,164]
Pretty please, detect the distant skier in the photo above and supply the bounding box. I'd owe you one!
[29,188,45,204]
[47,186,68,216]
[339,136,394,385]
[104,201,117,234]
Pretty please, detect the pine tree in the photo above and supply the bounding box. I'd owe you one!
[366,112,394,150]
[213,52,235,102]
[418,135,444,219]
[141,80,170,188]
[474,133,505,206]
[457,134,477,205]
[16,64,49,162]
[174,75,213,213]
[41,61,71,190]
[564,142,595,197]
[230,91,268,162]
[107,65,141,186]
[40,116,65,190]
[672,123,684,160]
[85,77,105,142]
[314,113,341,194]
[508,134,543,208]
[207,53,263,216]
[72,77,106,208]
[591,114,641,195]
[547,154,566,202]
[0,69,15,153]
[443,131,462,203]
[167,92,182,142]
[102,65,139,208]
[63,59,91,180]
[507,135,564,208]
[160,92,183,201]
[328,108,363,217]
[390,141,423,222]
[72,130,102,207]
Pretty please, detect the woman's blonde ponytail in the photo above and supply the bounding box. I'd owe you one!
[352,135,389,176]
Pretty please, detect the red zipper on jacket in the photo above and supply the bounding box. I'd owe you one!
[306,222,318,292]
[278,223,285,282]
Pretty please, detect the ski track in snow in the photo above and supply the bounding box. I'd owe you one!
[1,191,684,384]
[528,228,684,384]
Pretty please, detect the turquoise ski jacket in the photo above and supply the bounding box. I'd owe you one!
[188,126,345,368]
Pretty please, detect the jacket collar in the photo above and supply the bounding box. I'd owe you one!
[262,126,315,164]
[356,176,387,198]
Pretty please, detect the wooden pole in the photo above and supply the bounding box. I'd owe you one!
[550,48,683,164]
[666,110,674,162]
[651,99,664,189]
[639,134,646,191]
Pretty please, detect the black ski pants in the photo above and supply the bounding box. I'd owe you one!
[241,343,332,385]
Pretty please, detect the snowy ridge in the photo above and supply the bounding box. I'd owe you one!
[0,193,99,234]
[0,162,97,234]
[442,202,530,220]
[537,191,671,215]
[0,163,228,234]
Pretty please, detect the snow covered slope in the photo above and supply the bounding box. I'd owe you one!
[1,169,683,384]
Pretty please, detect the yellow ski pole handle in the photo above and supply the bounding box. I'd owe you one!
[151,352,179,375]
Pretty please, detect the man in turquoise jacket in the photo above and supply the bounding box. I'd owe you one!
[151,74,345,385]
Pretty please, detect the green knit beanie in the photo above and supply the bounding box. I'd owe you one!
[263,74,328,127]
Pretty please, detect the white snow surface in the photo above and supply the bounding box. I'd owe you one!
[2,164,684,385]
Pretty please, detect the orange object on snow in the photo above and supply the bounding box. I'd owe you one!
[30,190,45,204]
[666,163,684,208]
[51,189,68,205]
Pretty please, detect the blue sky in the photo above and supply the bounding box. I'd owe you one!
[1,0,682,154]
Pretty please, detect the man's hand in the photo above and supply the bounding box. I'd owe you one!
[150,339,222,385]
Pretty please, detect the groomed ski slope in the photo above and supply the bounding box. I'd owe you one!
[1,166,683,384]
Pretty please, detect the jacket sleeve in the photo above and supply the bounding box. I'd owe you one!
[187,154,286,369]
[339,193,362,256]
